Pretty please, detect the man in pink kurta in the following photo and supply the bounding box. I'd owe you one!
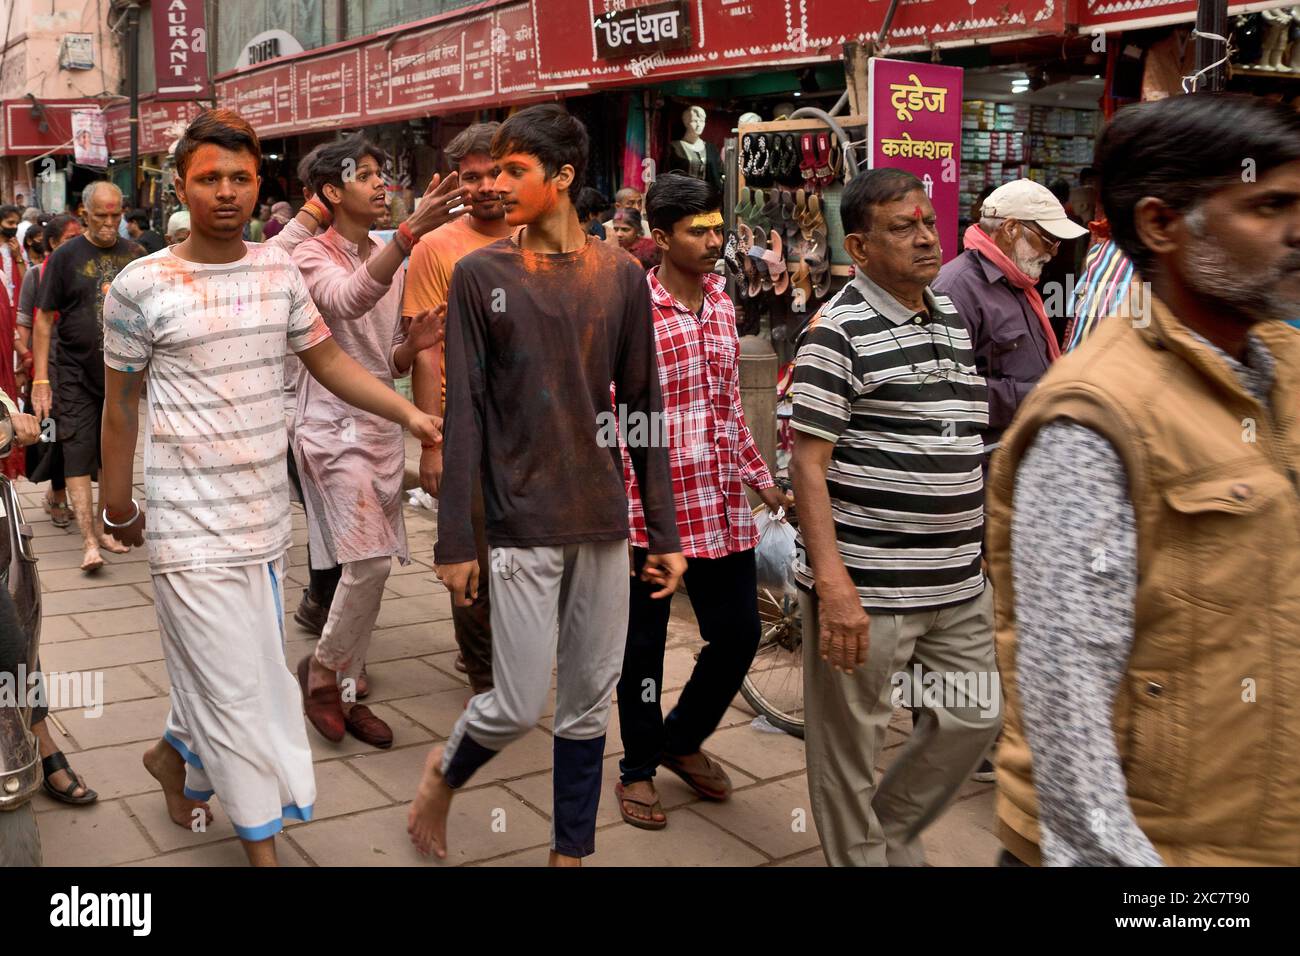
[292,135,466,748]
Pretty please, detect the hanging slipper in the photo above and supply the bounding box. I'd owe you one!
[813,132,834,190]
[746,228,772,294]
[735,186,756,226]
[788,258,814,314]
[722,229,746,276]
[799,132,818,186]
[738,223,761,299]
[760,188,783,233]
[762,229,790,296]
[741,134,756,177]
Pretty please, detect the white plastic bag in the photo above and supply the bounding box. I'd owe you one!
[406,488,437,512]
[754,507,796,592]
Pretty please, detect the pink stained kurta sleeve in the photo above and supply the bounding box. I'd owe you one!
[264,216,316,256]
[292,233,394,326]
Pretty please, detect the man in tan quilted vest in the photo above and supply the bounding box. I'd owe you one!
[987,93,1300,866]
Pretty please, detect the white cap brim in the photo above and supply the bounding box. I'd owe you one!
[1039,216,1089,241]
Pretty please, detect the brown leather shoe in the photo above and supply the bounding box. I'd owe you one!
[344,704,393,749]
[297,655,345,742]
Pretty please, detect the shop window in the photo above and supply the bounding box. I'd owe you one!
[213,0,330,73]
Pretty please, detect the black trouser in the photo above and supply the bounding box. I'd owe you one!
[448,480,493,693]
[616,547,760,785]
[285,445,341,607]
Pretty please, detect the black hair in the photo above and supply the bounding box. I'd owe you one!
[575,187,609,222]
[645,172,720,233]
[1080,167,1097,184]
[491,104,589,194]
[840,168,925,235]
[126,209,150,229]
[306,134,390,211]
[445,122,501,167]
[23,231,45,258]
[296,146,321,196]
[0,204,19,222]
[43,214,77,247]
[1048,179,1071,205]
[1096,94,1300,274]
[175,108,261,181]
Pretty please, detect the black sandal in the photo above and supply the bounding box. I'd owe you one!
[42,751,99,805]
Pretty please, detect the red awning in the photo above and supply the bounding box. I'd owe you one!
[1,98,110,156]
[211,0,1068,139]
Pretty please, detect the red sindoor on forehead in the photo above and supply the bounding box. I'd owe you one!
[912,205,923,220]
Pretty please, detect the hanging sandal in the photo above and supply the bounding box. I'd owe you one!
[799,133,818,185]
[615,781,667,830]
[762,229,790,296]
[44,495,71,529]
[42,752,98,805]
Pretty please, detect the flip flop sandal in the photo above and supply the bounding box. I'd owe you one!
[752,134,771,185]
[615,781,667,831]
[813,133,834,190]
[760,188,783,231]
[749,189,769,234]
[747,238,772,294]
[762,229,790,296]
[42,752,98,805]
[740,135,755,177]
[827,133,843,186]
[811,256,834,299]
[799,133,818,185]
[660,752,733,801]
[722,229,746,276]
[44,497,71,529]
[738,223,760,299]
[789,259,814,313]
[735,186,755,224]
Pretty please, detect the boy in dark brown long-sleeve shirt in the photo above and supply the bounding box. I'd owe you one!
[410,105,685,866]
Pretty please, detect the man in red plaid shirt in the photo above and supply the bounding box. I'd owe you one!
[616,173,791,829]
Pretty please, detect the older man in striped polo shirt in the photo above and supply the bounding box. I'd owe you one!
[790,168,1001,867]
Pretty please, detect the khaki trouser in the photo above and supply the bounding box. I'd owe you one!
[802,585,1000,866]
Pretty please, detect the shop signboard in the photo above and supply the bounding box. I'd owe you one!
[152,0,210,99]
[217,62,295,136]
[105,98,204,157]
[868,58,964,264]
[295,49,363,130]
[592,0,692,61]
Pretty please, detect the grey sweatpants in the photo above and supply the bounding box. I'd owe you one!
[802,585,1000,867]
[441,540,630,856]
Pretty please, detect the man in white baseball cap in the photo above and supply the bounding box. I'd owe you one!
[165,210,190,244]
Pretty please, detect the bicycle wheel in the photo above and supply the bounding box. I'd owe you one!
[741,583,805,738]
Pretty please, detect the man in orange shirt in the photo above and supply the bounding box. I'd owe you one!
[403,123,512,695]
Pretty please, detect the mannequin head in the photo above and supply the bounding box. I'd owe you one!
[681,106,707,141]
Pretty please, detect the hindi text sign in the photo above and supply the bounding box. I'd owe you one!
[593,0,692,61]
[869,58,962,263]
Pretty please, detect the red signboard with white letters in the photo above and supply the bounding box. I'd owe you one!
[212,0,1070,138]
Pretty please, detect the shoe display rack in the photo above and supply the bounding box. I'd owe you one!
[727,115,866,319]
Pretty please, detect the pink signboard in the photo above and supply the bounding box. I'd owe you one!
[868,58,963,264]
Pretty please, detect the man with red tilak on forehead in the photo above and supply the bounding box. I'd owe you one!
[99,110,442,866]
[409,104,686,865]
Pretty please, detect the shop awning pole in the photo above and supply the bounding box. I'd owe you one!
[126,1,141,208]
[1193,0,1228,92]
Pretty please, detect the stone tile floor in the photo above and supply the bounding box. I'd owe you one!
[24,438,999,866]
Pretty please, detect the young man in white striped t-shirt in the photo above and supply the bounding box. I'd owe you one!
[99,110,442,866]
[790,168,1001,867]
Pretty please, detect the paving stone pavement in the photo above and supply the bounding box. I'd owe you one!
[23,437,1000,867]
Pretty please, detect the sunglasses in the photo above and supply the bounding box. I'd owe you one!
[1019,220,1061,254]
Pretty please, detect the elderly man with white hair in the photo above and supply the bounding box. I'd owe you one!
[934,179,1088,467]
[30,180,146,572]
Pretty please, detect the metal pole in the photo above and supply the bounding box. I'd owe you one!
[126,2,141,208]
[1193,0,1228,92]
